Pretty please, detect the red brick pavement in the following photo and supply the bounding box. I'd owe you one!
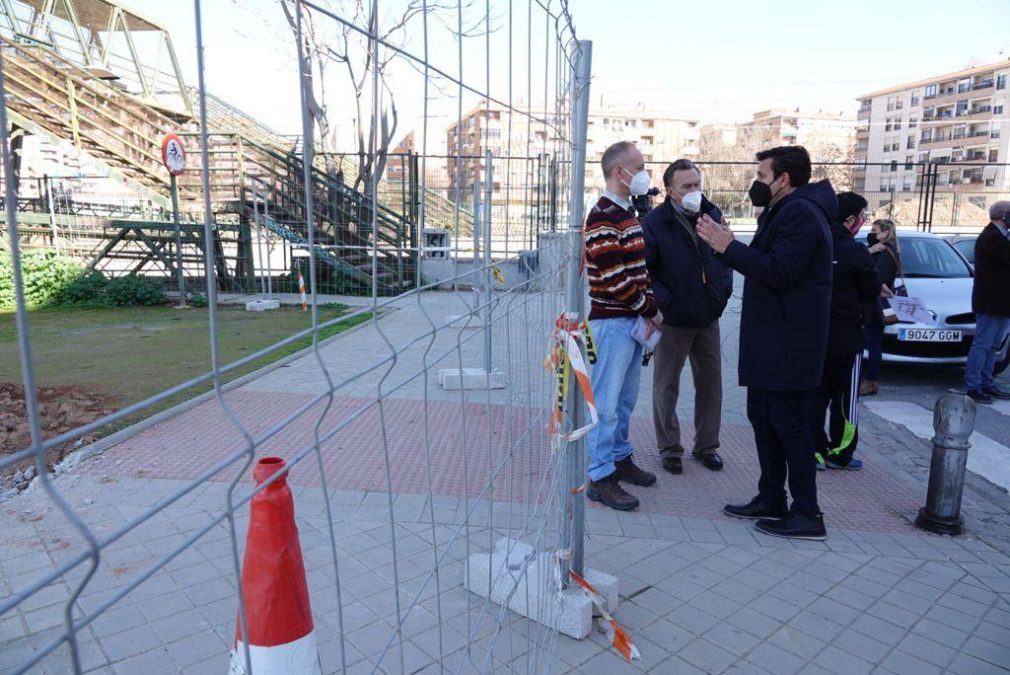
[79,390,922,533]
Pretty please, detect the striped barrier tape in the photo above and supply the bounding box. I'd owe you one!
[569,571,640,662]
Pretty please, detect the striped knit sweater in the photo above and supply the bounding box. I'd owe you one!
[584,196,658,320]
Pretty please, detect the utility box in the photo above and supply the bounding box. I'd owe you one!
[422,228,451,258]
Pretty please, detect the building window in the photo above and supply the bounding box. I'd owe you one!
[894,119,902,130]
[911,95,921,106]
[906,136,916,149]
[998,74,1007,90]
[990,149,999,162]
[890,161,898,172]
[909,117,918,128]
[918,152,929,163]
[885,118,892,132]
[995,105,1005,115]
[892,143,900,152]
[905,155,914,169]
[925,84,938,98]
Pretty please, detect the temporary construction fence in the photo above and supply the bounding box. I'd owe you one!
[0,1,620,674]
[630,160,1010,232]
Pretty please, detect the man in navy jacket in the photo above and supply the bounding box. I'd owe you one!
[698,145,835,541]
[642,159,732,476]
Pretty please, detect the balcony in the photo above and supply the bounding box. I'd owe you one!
[857,107,871,120]
[921,111,956,125]
[919,135,963,150]
[973,79,994,91]
[957,106,993,120]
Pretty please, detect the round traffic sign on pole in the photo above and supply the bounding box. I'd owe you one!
[161,133,186,176]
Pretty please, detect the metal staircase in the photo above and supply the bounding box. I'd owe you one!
[0,34,415,293]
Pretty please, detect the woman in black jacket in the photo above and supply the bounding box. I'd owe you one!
[861,219,901,395]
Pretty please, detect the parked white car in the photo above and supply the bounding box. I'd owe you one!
[881,231,1010,373]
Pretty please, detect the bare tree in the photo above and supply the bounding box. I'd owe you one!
[280,0,472,195]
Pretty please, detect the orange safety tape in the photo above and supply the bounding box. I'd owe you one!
[569,571,641,662]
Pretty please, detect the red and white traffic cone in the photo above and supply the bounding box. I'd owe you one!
[229,457,321,674]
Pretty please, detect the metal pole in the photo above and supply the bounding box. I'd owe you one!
[170,174,185,307]
[916,393,976,535]
[44,174,59,254]
[560,39,592,585]
[483,149,493,373]
[251,179,266,297]
[472,179,481,269]
[265,185,273,296]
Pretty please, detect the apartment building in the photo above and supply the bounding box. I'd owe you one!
[583,108,700,185]
[700,109,855,160]
[446,100,701,197]
[854,59,1010,193]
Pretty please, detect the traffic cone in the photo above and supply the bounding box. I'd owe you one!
[229,457,321,674]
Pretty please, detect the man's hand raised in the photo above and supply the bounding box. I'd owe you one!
[696,214,735,254]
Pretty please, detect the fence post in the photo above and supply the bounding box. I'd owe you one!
[483,149,493,373]
[559,39,592,586]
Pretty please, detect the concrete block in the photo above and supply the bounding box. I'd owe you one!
[438,367,506,390]
[245,298,280,312]
[464,538,618,639]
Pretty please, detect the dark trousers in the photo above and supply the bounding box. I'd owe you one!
[810,352,862,466]
[747,387,820,517]
[652,320,722,459]
[863,324,884,382]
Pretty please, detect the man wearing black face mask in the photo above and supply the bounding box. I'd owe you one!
[697,145,835,541]
[642,159,733,476]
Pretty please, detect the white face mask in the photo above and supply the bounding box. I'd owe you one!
[681,190,703,214]
[622,167,652,196]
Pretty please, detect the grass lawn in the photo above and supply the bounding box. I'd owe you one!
[0,303,370,427]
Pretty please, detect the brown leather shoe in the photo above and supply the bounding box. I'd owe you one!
[587,473,639,511]
[859,380,878,396]
[614,455,657,486]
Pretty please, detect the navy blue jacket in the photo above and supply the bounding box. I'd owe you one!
[642,197,733,327]
[721,180,836,391]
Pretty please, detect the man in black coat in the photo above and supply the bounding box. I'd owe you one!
[642,159,733,476]
[698,145,834,541]
[810,192,882,471]
[965,201,1010,403]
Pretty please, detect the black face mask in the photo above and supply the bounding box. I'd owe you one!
[867,232,879,246]
[748,180,773,207]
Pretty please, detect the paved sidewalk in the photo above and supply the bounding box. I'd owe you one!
[3,289,1010,674]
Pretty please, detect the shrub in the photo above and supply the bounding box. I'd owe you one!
[105,275,166,307]
[58,270,110,307]
[0,249,82,311]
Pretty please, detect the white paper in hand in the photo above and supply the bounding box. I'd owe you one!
[631,316,661,351]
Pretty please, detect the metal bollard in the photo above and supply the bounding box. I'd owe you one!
[915,393,976,535]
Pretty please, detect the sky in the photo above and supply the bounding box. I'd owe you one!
[121,0,1010,145]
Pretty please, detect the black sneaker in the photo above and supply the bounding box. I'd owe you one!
[754,512,827,541]
[587,473,640,511]
[614,455,657,486]
[967,390,993,404]
[983,386,1010,400]
[723,495,788,520]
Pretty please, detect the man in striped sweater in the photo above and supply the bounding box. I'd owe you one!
[584,141,664,511]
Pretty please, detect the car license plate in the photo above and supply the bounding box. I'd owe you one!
[897,328,962,342]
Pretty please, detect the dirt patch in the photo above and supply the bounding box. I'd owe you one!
[0,382,113,487]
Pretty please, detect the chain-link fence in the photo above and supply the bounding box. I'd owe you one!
[628,160,1010,233]
[0,0,604,673]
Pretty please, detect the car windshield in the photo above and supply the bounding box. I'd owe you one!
[897,237,972,278]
